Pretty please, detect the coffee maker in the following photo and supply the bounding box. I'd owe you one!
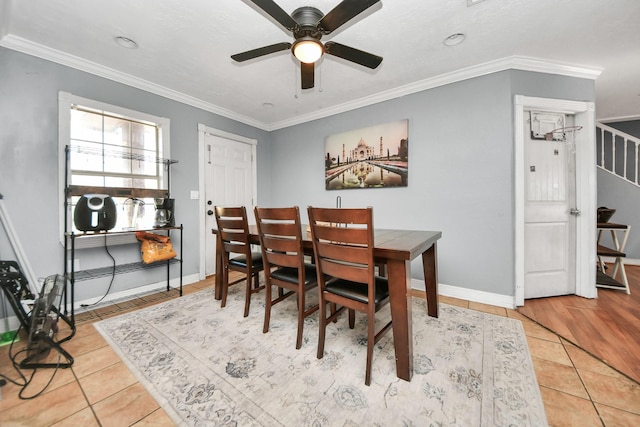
[153,198,174,228]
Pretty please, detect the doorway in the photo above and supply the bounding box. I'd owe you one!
[514,96,597,305]
[198,124,257,280]
[523,111,577,298]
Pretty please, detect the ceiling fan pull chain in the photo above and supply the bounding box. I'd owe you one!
[294,62,300,99]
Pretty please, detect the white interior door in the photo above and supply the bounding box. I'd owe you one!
[523,111,576,298]
[515,96,597,306]
[200,128,256,278]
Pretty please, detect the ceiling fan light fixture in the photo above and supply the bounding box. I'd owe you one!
[292,38,323,64]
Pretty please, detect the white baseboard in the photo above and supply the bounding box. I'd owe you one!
[73,273,200,310]
[411,278,516,309]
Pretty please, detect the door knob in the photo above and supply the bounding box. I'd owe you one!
[207,210,213,216]
[570,208,581,216]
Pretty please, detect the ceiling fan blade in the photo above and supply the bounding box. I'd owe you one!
[231,42,292,62]
[247,0,298,31]
[324,41,382,69]
[318,0,380,34]
[301,62,314,89]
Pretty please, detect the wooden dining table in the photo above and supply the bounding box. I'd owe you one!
[212,225,442,382]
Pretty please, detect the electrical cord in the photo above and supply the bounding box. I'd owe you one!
[80,233,116,308]
[0,323,61,400]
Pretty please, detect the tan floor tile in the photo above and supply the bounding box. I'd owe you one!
[0,365,76,412]
[532,356,589,399]
[509,311,561,342]
[182,285,205,295]
[527,336,573,366]
[99,305,141,319]
[579,369,640,414]
[77,320,101,334]
[61,328,109,357]
[563,341,625,379]
[79,361,138,404]
[74,310,100,323]
[92,304,122,317]
[596,403,640,426]
[51,407,100,427]
[93,383,160,427]
[72,345,121,378]
[540,386,602,427]
[116,299,141,310]
[439,295,469,308]
[0,381,88,427]
[22,365,77,396]
[132,407,176,426]
[468,301,507,316]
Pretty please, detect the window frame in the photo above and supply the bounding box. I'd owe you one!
[58,92,171,247]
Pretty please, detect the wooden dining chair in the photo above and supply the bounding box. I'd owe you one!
[307,206,393,386]
[254,206,319,349]
[214,206,265,317]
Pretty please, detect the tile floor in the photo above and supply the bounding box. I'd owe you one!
[1,278,639,426]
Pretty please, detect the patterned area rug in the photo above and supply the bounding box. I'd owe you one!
[95,287,546,426]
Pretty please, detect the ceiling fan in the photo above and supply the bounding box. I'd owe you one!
[231,0,383,90]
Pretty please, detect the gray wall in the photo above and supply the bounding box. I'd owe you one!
[606,120,640,138]
[268,70,595,296]
[0,47,271,306]
[0,46,595,316]
[597,120,640,259]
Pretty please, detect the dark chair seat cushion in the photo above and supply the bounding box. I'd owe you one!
[325,276,389,304]
[271,263,318,286]
[229,252,263,270]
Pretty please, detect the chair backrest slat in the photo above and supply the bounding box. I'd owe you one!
[214,206,252,257]
[308,206,376,289]
[254,206,305,275]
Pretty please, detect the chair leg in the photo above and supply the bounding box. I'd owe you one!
[221,266,229,308]
[253,270,261,289]
[317,296,327,359]
[244,272,252,317]
[263,282,272,333]
[365,312,375,386]
[295,290,304,349]
[348,309,355,329]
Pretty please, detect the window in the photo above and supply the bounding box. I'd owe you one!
[58,92,171,244]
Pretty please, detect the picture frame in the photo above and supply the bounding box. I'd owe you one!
[324,119,408,190]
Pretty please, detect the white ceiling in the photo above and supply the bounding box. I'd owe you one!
[1,0,639,130]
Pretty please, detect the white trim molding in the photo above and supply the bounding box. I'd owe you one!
[1,34,601,131]
[197,124,258,281]
[514,96,597,306]
[411,279,516,309]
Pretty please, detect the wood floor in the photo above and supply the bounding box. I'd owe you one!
[519,264,640,384]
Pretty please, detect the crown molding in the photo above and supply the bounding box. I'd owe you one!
[1,34,602,132]
[268,56,602,130]
[0,34,267,130]
[598,114,640,124]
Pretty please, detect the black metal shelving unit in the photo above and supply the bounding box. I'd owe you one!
[63,144,182,326]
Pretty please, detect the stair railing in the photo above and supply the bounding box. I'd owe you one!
[596,123,640,188]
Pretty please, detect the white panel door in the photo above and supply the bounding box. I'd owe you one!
[204,134,255,276]
[524,112,577,298]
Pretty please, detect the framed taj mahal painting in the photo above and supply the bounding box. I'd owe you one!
[324,119,408,190]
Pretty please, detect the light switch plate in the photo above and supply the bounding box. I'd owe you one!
[190,190,199,200]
